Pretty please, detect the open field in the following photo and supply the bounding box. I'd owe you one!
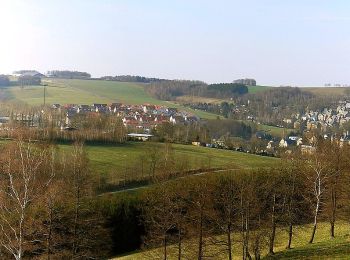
[7,79,161,105]
[256,123,294,137]
[301,87,349,96]
[175,95,224,104]
[4,79,219,119]
[247,85,272,94]
[117,221,350,259]
[59,142,278,176]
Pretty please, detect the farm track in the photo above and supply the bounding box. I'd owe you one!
[99,167,259,196]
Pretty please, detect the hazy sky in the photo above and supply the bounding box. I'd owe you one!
[0,0,349,86]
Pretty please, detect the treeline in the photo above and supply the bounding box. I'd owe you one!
[0,75,10,87]
[241,87,337,124]
[186,102,238,118]
[3,112,127,144]
[17,75,41,86]
[0,138,113,259]
[145,80,248,100]
[118,138,350,259]
[234,78,257,86]
[100,75,165,83]
[207,83,248,96]
[187,87,337,126]
[47,70,91,79]
[0,75,42,87]
[13,70,41,75]
[1,133,348,259]
[204,119,252,140]
[153,119,252,144]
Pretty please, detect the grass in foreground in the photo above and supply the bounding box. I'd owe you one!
[118,221,350,259]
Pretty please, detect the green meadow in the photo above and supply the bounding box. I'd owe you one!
[59,142,278,176]
[118,221,350,260]
[4,79,218,119]
[247,85,272,94]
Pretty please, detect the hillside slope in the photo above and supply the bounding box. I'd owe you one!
[5,78,219,119]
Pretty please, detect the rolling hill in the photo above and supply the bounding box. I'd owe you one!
[59,142,278,180]
[4,78,219,119]
[117,221,350,259]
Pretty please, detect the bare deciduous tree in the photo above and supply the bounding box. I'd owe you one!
[0,140,55,259]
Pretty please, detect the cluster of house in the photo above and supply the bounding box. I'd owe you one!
[265,131,350,155]
[53,103,199,130]
[285,101,350,131]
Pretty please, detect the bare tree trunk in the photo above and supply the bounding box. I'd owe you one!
[241,194,246,260]
[330,180,338,238]
[269,194,276,255]
[330,186,336,238]
[72,188,81,257]
[287,222,293,249]
[47,206,53,260]
[245,206,252,260]
[227,223,232,260]
[198,210,203,260]
[163,235,167,260]
[254,236,261,260]
[309,177,321,244]
[242,203,251,260]
[178,230,182,260]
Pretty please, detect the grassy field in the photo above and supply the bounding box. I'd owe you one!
[117,221,350,259]
[6,78,161,105]
[247,85,271,94]
[175,95,223,104]
[59,142,278,177]
[256,123,294,137]
[4,79,219,119]
[301,87,348,96]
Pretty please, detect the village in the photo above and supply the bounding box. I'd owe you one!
[58,103,199,129]
[0,102,200,133]
[289,100,350,131]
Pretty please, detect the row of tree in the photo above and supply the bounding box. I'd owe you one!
[0,137,114,259]
[0,75,10,87]
[2,109,128,144]
[139,138,350,259]
[47,70,91,79]
[0,75,41,88]
[100,75,165,83]
[145,80,248,100]
[186,87,338,127]
[1,132,348,259]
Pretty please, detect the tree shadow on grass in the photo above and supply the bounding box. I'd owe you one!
[263,241,350,259]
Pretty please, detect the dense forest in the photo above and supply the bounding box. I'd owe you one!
[241,87,336,124]
[204,119,252,140]
[186,87,337,126]
[47,70,91,79]
[146,80,248,100]
[100,75,165,83]
[150,119,251,143]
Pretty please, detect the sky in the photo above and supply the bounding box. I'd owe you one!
[0,0,349,86]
